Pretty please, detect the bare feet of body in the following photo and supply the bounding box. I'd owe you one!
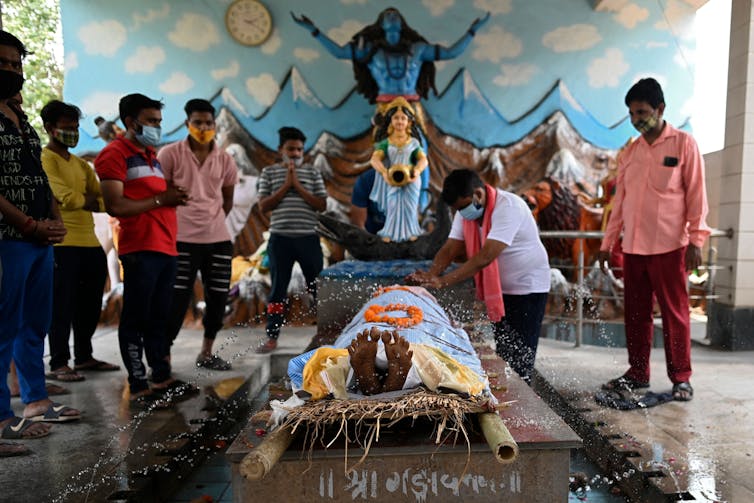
[348,328,383,395]
[382,331,413,392]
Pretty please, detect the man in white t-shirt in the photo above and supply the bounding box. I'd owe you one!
[407,169,550,382]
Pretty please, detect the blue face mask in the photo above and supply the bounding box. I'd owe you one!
[459,198,484,221]
[134,122,162,147]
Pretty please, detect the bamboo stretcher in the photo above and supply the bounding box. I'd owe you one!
[240,389,518,480]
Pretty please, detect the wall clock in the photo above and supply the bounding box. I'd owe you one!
[225,0,273,46]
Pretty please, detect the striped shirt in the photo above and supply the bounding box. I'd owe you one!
[94,137,177,256]
[257,162,326,236]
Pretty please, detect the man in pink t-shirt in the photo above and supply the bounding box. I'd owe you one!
[158,99,238,370]
[597,78,711,402]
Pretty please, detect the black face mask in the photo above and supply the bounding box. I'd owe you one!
[0,69,24,99]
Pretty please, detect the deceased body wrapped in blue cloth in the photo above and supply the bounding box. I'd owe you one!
[240,286,519,481]
[286,285,496,405]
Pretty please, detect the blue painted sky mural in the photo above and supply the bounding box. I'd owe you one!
[60,0,701,153]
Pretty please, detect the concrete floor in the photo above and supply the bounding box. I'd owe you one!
[1,321,751,502]
[535,336,754,502]
[0,324,312,503]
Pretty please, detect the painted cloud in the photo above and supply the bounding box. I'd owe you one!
[212,60,240,80]
[246,73,280,107]
[78,20,127,56]
[423,0,454,17]
[125,46,165,73]
[65,52,79,71]
[588,48,629,88]
[614,3,649,29]
[168,13,220,51]
[473,0,513,16]
[328,20,366,46]
[654,0,695,40]
[543,24,601,53]
[493,63,538,86]
[131,4,170,31]
[262,30,282,55]
[80,91,123,120]
[472,25,522,63]
[294,48,320,63]
[159,72,194,94]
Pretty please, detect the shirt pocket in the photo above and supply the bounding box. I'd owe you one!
[649,162,681,191]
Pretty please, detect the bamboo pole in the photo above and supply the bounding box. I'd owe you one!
[239,425,296,480]
[478,412,519,464]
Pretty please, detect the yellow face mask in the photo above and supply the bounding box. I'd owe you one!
[188,124,215,144]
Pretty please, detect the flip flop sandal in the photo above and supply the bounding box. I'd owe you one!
[73,359,120,372]
[672,382,694,401]
[45,369,85,382]
[1,417,51,439]
[26,403,81,423]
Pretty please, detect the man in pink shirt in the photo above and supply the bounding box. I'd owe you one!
[158,99,238,370]
[597,78,710,401]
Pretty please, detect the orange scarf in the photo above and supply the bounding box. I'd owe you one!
[463,184,505,322]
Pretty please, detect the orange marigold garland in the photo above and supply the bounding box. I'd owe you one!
[364,303,423,328]
[373,285,415,297]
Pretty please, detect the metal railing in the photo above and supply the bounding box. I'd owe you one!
[538,228,733,347]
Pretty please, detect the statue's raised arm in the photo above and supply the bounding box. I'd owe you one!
[425,12,490,61]
[292,7,490,103]
[291,11,364,60]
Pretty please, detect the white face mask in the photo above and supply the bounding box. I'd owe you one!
[458,196,484,220]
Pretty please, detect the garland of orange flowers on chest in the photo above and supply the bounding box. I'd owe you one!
[364,303,423,328]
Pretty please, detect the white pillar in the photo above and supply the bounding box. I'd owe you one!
[709,0,754,348]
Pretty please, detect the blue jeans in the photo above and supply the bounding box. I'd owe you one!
[0,241,52,420]
[119,251,176,393]
[493,292,549,382]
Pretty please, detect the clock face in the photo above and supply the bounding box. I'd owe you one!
[225,0,272,46]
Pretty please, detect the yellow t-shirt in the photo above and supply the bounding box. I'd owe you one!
[41,147,104,247]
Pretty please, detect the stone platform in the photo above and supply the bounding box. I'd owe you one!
[226,344,581,502]
[316,259,477,333]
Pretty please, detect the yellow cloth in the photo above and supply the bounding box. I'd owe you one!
[41,148,104,247]
[301,343,486,400]
[410,344,486,397]
[231,255,255,285]
[302,347,350,400]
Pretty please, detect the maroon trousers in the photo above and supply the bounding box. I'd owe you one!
[623,247,691,384]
